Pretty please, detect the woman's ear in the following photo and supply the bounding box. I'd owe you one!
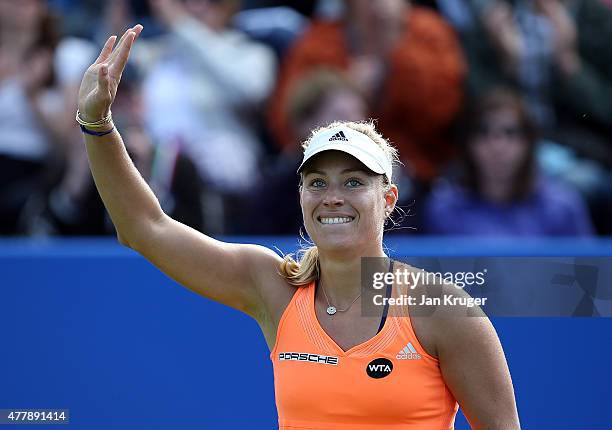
[384,184,399,215]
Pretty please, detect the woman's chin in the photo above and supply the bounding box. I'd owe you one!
[312,235,370,256]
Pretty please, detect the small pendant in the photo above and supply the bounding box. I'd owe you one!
[326,306,337,315]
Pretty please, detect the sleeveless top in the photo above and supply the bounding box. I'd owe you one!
[270,280,459,429]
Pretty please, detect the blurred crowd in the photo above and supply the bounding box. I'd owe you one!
[1,0,611,238]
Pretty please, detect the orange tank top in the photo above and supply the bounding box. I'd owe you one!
[270,281,459,429]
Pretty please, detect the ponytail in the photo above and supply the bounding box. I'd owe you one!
[279,245,319,286]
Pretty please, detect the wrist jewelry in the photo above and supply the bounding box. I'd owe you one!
[76,110,115,136]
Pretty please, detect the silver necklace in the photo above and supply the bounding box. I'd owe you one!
[319,280,361,315]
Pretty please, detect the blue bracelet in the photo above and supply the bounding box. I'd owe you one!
[80,124,115,136]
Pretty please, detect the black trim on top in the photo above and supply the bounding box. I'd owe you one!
[376,259,394,334]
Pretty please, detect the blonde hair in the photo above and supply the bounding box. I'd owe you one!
[279,244,320,287]
[280,120,400,286]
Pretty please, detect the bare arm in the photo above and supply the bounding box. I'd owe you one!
[431,287,521,429]
[77,26,283,318]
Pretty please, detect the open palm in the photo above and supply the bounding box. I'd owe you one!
[77,25,143,123]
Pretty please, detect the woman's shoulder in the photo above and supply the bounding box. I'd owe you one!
[392,261,487,358]
[250,248,302,320]
[393,261,484,317]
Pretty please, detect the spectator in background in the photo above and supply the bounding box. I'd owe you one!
[455,0,612,168]
[21,66,206,236]
[288,69,367,144]
[424,88,594,236]
[240,68,369,234]
[444,0,612,234]
[122,0,276,198]
[47,0,112,39]
[0,0,65,234]
[233,1,308,60]
[544,0,612,167]
[268,0,466,186]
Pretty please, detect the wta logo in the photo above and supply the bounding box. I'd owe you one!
[366,358,393,379]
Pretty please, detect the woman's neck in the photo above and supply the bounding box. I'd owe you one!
[317,247,387,307]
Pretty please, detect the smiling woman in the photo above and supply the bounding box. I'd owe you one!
[280,121,399,287]
[76,24,520,429]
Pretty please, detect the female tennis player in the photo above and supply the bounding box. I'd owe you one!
[77,25,520,429]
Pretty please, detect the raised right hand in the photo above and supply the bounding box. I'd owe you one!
[77,25,143,122]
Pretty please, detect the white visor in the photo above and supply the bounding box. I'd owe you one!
[297,126,393,181]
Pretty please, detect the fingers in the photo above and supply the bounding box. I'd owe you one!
[109,24,142,65]
[94,35,117,65]
[108,31,135,77]
[109,27,142,77]
[110,27,133,60]
[93,21,142,67]
[97,63,110,94]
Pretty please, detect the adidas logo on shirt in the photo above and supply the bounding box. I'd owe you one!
[396,342,422,360]
[329,131,349,142]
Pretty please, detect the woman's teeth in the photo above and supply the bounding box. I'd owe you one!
[319,217,353,224]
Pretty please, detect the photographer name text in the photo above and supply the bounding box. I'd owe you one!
[373,294,487,308]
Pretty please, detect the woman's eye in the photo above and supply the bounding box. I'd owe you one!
[310,179,326,187]
[346,178,363,187]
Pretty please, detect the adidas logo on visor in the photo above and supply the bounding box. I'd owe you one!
[329,131,349,142]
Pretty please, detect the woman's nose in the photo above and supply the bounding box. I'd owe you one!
[322,189,344,207]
